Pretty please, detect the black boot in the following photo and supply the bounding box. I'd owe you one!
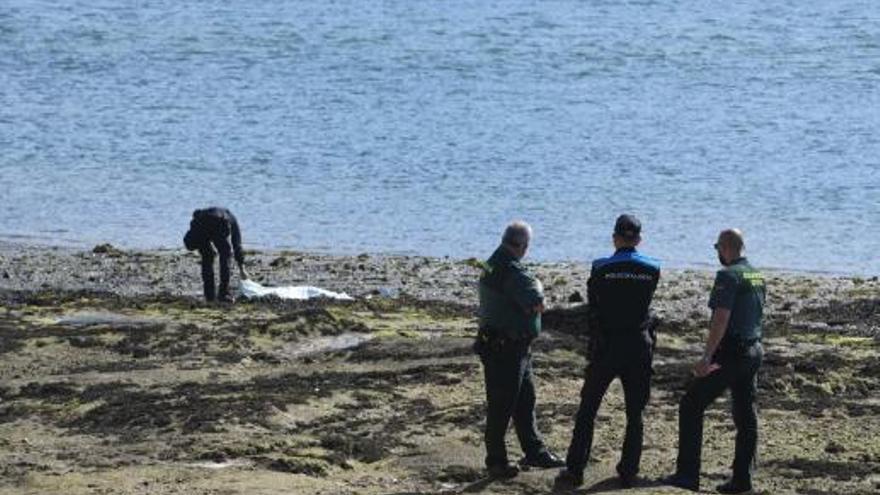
[553,468,584,490]
[487,463,519,480]
[716,478,752,494]
[661,473,699,492]
[616,464,637,488]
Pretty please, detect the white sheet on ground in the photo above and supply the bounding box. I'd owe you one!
[240,279,353,301]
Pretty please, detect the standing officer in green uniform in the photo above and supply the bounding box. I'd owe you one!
[664,229,766,494]
[475,221,564,479]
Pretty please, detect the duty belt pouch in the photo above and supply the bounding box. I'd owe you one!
[736,339,759,354]
[472,327,489,356]
[474,326,504,355]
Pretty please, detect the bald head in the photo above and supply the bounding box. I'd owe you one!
[718,229,744,252]
[715,228,745,265]
[502,220,532,259]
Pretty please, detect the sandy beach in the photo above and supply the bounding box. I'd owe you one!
[1,243,878,494]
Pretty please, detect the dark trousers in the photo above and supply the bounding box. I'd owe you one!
[565,346,652,477]
[198,235,232,301]
[676,343,763,484]
[480,340,546,468]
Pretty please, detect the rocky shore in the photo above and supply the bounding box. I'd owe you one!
[1,243,878,494]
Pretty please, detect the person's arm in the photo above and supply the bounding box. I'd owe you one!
[694,270,737,377]
[645,268,661,349]
[585,267,606,358]
[504,266,544,314]
[694,308,730,377]
[586,267,600,333]
[229,216,248,279]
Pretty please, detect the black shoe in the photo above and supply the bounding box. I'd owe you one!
[519,451,566,469]
[553,468,584,490]
[716,479,752,494]
[661,473,699,492]
[487,463,519,480]
[616,465,636,488]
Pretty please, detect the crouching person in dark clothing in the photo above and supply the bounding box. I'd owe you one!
[474,220,564,480]
[554,214,660,490]
[183,207,250,302]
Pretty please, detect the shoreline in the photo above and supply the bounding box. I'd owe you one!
[1,242,878,340]
[0,238,871,279]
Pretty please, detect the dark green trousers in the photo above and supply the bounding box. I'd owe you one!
[676,342,763,484]
[479,339,547,468]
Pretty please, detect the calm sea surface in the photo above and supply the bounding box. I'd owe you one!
[1,1,878,274]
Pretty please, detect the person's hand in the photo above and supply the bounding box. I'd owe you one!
[532,303,545,314]
[693,357,720,377]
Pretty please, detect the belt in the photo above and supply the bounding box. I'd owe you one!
[477,326,531,348]
[719,338,760,355]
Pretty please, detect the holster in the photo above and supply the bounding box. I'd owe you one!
[717,338,759,361]
[643,315,660,352]
[473,326,496,356]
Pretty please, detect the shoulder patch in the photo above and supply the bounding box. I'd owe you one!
[742,271,764,287]
[633,253,661,270]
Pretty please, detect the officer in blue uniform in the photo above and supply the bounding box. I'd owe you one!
[475,221,564,479]
[183,207,249,302]
[664,228,766,494]
[555,215,661,489]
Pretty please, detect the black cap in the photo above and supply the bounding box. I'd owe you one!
[614,214,641,239]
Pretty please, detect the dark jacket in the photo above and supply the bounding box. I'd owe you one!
[183,207,244,265]
[587,247,660,351]
[478,246,544,341]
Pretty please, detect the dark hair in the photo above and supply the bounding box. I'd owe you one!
[614,214,641,239]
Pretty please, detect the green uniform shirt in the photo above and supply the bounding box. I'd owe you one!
[478,246,544,341]
[708,257,766,344]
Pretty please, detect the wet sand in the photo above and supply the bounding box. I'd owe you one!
[1,244,878,494]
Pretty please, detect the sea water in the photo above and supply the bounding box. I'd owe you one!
[1,1,878,274]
